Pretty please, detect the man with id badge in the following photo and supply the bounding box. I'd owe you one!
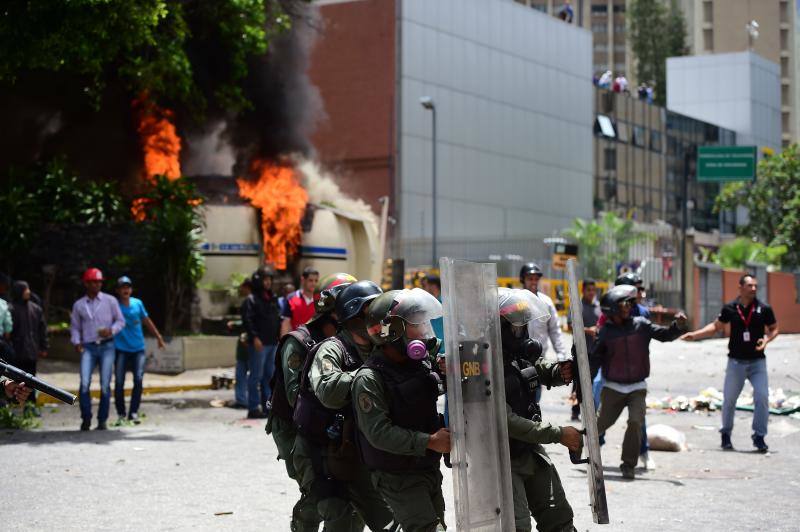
[682,274,779,452]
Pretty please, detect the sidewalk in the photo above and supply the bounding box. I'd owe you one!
[31,358,235,405]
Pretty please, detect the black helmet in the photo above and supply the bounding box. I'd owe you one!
[600,285,637,317]
[336,281,383,322]
[252,265,276,285]
[314,273,358,315]
[615,272,642,287]
[519,262,543,283]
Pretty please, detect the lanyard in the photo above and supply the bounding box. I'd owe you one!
[736,302,755,328]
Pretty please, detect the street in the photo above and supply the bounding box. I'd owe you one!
[4,334,799,531]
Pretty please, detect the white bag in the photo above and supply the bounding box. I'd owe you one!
[647,424,687,452]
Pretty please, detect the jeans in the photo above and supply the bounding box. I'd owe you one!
[235,358,249,406]
[247,343,277,411]
[115,349,146,417]
[79,341,116,422]
[721,357,769,437]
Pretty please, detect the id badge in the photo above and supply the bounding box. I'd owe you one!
[743,331,751,342]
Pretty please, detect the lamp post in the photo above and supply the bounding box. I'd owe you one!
[420,96,437,267]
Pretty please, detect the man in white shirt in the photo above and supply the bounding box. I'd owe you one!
[520,263,568,363]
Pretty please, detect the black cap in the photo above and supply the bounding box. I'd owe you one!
[519,263,543,283]
[336,281,383,322]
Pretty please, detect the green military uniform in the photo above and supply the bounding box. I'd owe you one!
[266,334,321,532]
[292,330,397,532]
[507,358,575,532]
[352,362,446,532]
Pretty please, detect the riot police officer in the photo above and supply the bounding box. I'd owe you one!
[292,280,399,531]
[266,272,357,531]
[499,288,580,532]
[352,288,451,532]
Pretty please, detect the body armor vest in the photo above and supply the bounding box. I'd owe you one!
[270,325,318,422]
[504,358,540,458]
[293,335,363,445]
[355,351,442,472]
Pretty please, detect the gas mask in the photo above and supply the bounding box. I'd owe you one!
[501,319,543,361]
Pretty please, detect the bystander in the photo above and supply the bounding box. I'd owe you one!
[114,276,165,425]
[70,268,125,430]
[280,267,319,335]
[681,274,779,452]
[9,281,47,414]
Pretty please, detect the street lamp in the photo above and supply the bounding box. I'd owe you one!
[420,96,437,267]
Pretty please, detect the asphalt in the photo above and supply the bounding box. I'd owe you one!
[2,334,799,531]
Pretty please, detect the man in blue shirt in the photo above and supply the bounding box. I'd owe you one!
[114,276,165,424]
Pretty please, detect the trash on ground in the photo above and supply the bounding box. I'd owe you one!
[647,424,687,452]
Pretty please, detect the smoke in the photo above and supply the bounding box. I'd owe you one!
[296,159,378,228]
[182,121,236,176]
[227,3,324,174]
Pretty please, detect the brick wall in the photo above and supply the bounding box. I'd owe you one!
[308,0,397,212]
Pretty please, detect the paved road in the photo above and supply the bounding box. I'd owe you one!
[3,335,799,531]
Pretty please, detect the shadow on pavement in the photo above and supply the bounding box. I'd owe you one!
[2,428,183,446]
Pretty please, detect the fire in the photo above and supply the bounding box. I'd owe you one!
[133,94,182,181]
[237,160,308,270]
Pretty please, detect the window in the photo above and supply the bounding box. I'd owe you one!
[616,121,629,143]
[614,24,625,33]
[703,29,713,51]
[703,1,713,23]
[613,4,625,13]
[781,29,788,51]
[604,148,617,170]
[632,126,646,147]
[595,115,617,138]
[592,23,607,32]
[592,5,608,14]
[594,43,608,51]
[781,57,790,78]
[782,83,790,106]
[650,130,662,152]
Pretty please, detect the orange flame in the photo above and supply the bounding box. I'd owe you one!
[237,160,308,270]
[133,94,182,181]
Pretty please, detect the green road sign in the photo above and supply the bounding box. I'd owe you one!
[697,146,757,182]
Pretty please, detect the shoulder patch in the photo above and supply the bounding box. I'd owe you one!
[287,352,302,370]
[358,392,374,413]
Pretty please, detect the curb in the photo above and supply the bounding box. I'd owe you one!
[36,383,214,406]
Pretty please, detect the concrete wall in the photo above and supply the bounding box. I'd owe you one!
[398,0,594,268]
[667,51,782,151]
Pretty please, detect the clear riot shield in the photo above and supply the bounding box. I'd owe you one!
[440,258,514,532]
[566,259,610,524]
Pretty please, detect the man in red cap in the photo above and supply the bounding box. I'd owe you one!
[70,268,125,430]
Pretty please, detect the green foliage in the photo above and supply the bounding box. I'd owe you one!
[137,176,206,334]
[0,404,41,430]
[563,212,648,281]
[0,158,126,268]
[0,0,294,114]
[715,144,800,269]
[627,0,687,105]
[711,238,787,270]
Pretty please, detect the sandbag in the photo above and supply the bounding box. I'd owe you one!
[647,424,687,452]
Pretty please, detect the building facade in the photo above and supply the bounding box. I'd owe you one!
[310,0,595,270]
[594,87,736,232]
[678,0,797,145]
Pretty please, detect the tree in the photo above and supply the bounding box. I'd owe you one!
[563,212,648,280]
[715,144,800,269]
[0,0,298,114]
[136,176,206,335]
[627,0,687,105]
[712,238,787,270]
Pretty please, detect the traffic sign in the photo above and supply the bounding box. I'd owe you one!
[697,146,757,182]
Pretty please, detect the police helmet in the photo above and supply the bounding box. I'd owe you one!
[600,285,638,317]
[615,272,642,287]
[314,272,358,315]
[335,281,383,322]
[366,289,442,346]
[519,262,544,283]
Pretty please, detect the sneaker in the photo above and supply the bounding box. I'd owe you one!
[752,435,769,453]
[128,413,141,425]
[639,452,656,470]
[620,464,635,480]
[80,419,91,431]
[113,416,127,427]
[247,409,268,419]
[96,421,108,430]
[721,433,733,450]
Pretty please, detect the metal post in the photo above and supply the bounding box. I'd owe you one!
[681,147,694,311]
[431,105,437,268]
